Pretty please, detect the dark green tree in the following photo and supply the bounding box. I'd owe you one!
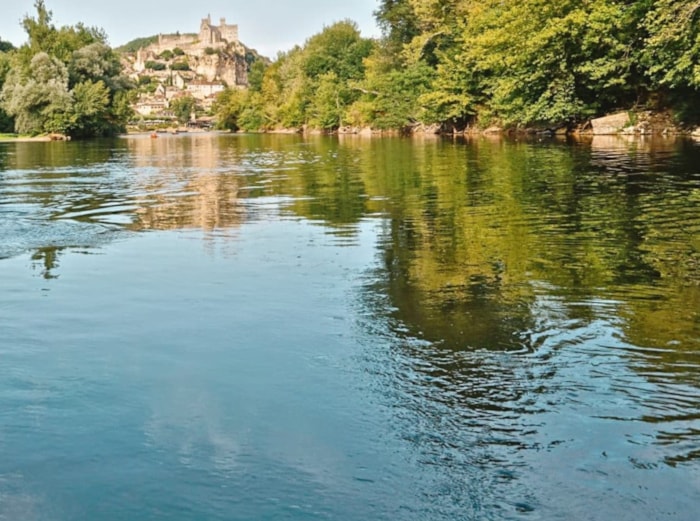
[170,96,196,124]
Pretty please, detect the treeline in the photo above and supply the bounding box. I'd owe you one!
[215,0,700,132]
[0,1,133,137]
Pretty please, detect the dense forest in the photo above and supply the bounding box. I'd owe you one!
[214,0,700,133]
[0,1,134,137]
[1,0,699,137]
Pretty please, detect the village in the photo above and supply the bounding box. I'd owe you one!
[122,15,253,130]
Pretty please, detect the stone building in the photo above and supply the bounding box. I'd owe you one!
[199,15,239,46]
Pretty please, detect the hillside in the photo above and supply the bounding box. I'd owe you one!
[118,15,268,122]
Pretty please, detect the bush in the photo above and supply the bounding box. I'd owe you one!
[170,61,190,71]
[173,47,185,56]
[204,47,217,55]
[145,61,166,71]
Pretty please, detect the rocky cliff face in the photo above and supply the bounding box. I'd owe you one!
[124,35,263,88]
[189,48,250,86]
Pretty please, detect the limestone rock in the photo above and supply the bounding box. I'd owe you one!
[591,112,631,135]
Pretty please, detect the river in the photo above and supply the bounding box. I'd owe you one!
[1,133,698,520]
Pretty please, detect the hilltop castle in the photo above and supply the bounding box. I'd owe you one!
[128,14,257,117]
[131,14,249,87]
[198,15,239,46]
[151,14,240,52]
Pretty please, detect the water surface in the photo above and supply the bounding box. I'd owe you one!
[1,134,699,520]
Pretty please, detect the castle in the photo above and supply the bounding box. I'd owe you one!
[153,15,239,50]
[129,14,252,117]
[199,15,238,46]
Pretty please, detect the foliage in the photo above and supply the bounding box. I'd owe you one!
[643,0,700,90]
[204,47,217,56]
[169,60,190,71]
[117,35,158,53]
[145,60,166,71]
[0,0,133,137]
[214,21,373,132]
[247,60,267,93]
[209,1,698,131]
[0,40,15,53]
[170,95,195,123]
[173,48,185,56]
[159,49,174,61]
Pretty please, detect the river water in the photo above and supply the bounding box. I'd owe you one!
[0,134,698,520]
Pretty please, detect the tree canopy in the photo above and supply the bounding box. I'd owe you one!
[0,0,133,137]
[215,0,700,132]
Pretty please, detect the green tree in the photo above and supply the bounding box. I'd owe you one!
[169,60,190,71]
[0,52,72,134]
[64,79,111,137]
[213,87,247,130]
[0,0,133,137]
[0,49,14,132]
[644,0,700,90]
[21,0,107,64]
[375,0,420,54]
[145,61,166,71]
[170,96,195,124]
[348,50,435,129]
[0,39,15,53]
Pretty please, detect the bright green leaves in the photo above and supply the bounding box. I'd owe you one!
[643,0,700,89]
[0,53,71,134]
[169,96,196,124]
[0,1,133,137]
[218,0,699,131]
[214,21,374,132]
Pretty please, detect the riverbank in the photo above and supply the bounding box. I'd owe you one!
[242,109,700,139]
[0,133,71,142]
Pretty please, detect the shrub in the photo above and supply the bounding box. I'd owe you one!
[170,61,190,71]
[145,61,166,71]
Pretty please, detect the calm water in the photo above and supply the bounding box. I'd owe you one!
[0,134,698,520]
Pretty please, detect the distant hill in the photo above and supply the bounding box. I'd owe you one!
[117,35,162,54]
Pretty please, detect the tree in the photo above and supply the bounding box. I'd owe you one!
[170,96,195,124]
[0,1,133,137]
[64,79,111,137]
[0,52,72,134]
[0,39,15,53]
[643,0,700,90]
[145,61,166,71]
[348,50,435,129]
[169,60,190,71]
[0,49,14,132]
[21,0,107,64]
[375,0,420,54]
[69,42,121,88]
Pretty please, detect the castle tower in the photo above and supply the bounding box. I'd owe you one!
[200,16,212,44]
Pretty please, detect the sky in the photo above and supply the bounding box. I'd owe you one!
[0,0,382,57]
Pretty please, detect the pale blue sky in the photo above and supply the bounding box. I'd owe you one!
[0,0,382,57]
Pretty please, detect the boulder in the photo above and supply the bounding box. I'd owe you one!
[591,112,631,135]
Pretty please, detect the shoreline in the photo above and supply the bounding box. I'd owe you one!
[0,134,71,143]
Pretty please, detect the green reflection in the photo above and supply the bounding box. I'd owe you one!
[1,133,698,364]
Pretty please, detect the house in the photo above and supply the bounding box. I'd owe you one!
[187,80,225,100]
[134,97,169,116]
